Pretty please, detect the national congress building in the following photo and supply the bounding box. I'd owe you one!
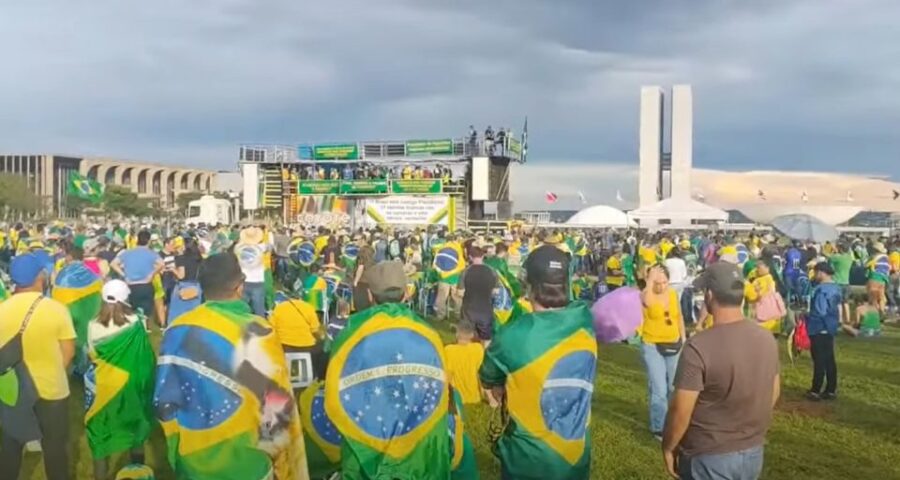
[0,154,216,215]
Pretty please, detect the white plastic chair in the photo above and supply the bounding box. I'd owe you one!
[285,352,314,389]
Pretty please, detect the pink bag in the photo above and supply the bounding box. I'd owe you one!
[755,291,786,322]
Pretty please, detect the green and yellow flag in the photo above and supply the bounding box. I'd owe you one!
[299,380,342,478]
[479,302,597,480]
[325,303,451,480]
[85,321,156,459]
[0,277,9,303]
[154,300,308,480]
[67,171,105,204]
[449,390,479,480]
[52,261,102,371]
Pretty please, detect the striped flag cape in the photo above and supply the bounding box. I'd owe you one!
[299,380,342,478]
[325,303,451,479]
[0,277,8,303]
[302,274,328,312]
[154,300,308,480]
[84,320,156,459]
[432,242,466,283]
[52,261,102,371]
[479,302,597,480]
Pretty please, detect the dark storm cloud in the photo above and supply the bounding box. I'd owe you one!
[1,0,898,186]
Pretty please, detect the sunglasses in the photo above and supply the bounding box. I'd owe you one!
[664,310,673,326]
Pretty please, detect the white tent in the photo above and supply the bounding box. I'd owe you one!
[629,198,728,227]
[565,205,635,227]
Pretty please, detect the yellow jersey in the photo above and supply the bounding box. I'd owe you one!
[269,299,321,348]
[639,289,682,344]
[444,342,485,404]
[606,256,624,286]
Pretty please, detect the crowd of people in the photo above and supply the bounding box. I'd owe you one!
[295,162,460,184]
[0,219,897,480]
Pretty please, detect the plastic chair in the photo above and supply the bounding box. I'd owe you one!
[285,352,314,389]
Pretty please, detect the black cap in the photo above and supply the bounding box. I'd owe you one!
[525,245,569,286]
[814,261,835,275]
[692,262,744,299]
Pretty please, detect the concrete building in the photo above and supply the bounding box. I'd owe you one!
[638,85,693,207]
[0,154,216,215]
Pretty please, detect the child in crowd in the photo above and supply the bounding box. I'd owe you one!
[443,321,485,405]
[806,262,842,401]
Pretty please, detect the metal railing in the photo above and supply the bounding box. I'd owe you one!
[239,138,523,163]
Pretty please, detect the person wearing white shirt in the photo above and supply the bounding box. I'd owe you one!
[664,249,689,298]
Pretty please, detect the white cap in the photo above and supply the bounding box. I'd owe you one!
[102,280,131,306]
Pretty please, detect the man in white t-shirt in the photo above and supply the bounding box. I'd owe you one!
[234,227,269,317]
[664,249,689,298]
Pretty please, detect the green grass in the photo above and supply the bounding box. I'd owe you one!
[14,325,900,479]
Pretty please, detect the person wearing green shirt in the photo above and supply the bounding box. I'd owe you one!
[829,243,855,324]
[622,252,636,286]
[480,245,597,480]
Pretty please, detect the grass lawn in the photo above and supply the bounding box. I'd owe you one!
[13,324,900,480]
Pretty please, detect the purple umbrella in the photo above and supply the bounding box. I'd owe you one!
[591,287,643,343]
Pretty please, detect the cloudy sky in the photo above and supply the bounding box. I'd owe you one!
[2,0,898,209]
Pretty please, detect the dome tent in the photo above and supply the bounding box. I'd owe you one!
[565,205,635,227]
[628,197,728,227]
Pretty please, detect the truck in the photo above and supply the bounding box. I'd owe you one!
[186,195,233,225]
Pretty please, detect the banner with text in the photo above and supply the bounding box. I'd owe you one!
[406,139,453,156]
[391,179,442,194]
[362,195,452,227]
[312,143,359,160]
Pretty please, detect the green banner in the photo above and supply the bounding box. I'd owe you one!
[406,139,453,156]
[507,137,522,158]
[313,143,359,160]
[340,180,388,195]
[298,180,341,195]
[391,179,442,194]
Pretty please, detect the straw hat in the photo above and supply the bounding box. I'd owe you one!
[873,242,887,254]
[239,227,264,245]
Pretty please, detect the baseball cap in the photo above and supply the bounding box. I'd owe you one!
[102,280,131,306]
[692,262,744,299]
[366,261,408,298]
[525,245,569,286]
[9,253,46,287]
[814,261,835,276]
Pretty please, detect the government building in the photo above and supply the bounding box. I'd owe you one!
[0,154,216,215]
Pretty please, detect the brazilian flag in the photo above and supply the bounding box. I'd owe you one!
[342,243,360,272]
[479,302,597,480]
[484,256,522,298]
[52,261,102,371]
[449,390,478,480]
[67,171,105,204]
[290,239,317,268]
[84,321,156,459]
[154,300,307,480]
[303,274,328,312]
[325,303,451,480]
[0,277,8,303]
[433,242,466,285]
[299,380,342,478]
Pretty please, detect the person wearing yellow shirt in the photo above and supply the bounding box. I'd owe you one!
[744,262,784,333]
[269,296,327,379]
[606,246,625,291]
[638,265,685,439]
[443,321,485,405]
[659,237,675,259]
[0,253,76,480]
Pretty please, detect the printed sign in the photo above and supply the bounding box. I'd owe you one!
[341,180,388,195]
[363,195,452,226]
[406,139,453,156]
[391,179,442,194]
[298,180,341,195]
[313,144,359,160]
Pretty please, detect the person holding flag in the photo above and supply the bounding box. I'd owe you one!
[480,245,597,480]
[85,280,156,480]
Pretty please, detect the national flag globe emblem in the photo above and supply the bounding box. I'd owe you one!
[492,282,513,311]
[235,244,263,269]
[55,261,99,289]
[434,245,462,277]
[75,178,95,196]
[875,255,891,275]
[342,243,359,260]
[540,350,596,441]
[290,241,316,267]
[154,326,243,430]
[310,389,342,446]
[336,328,446,440]
[735,243,750,265]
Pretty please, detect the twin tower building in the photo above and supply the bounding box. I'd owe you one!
[638,85,693,208]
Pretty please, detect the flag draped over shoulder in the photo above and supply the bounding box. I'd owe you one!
[433,242,466,283]
[67,171,105,204]
[0,277,8,303]
[154,301,308,480]
[85,321,156,459]
[479,303,597,480]
[302,275,328,312]
[299,380,342,478]
[52,262,102,371]
[325,303,451,480]
[449,390,479,480]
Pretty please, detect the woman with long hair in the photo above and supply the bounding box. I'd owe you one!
[168,236,203,324]
[85,280,156,480]
[638,264,686,441]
